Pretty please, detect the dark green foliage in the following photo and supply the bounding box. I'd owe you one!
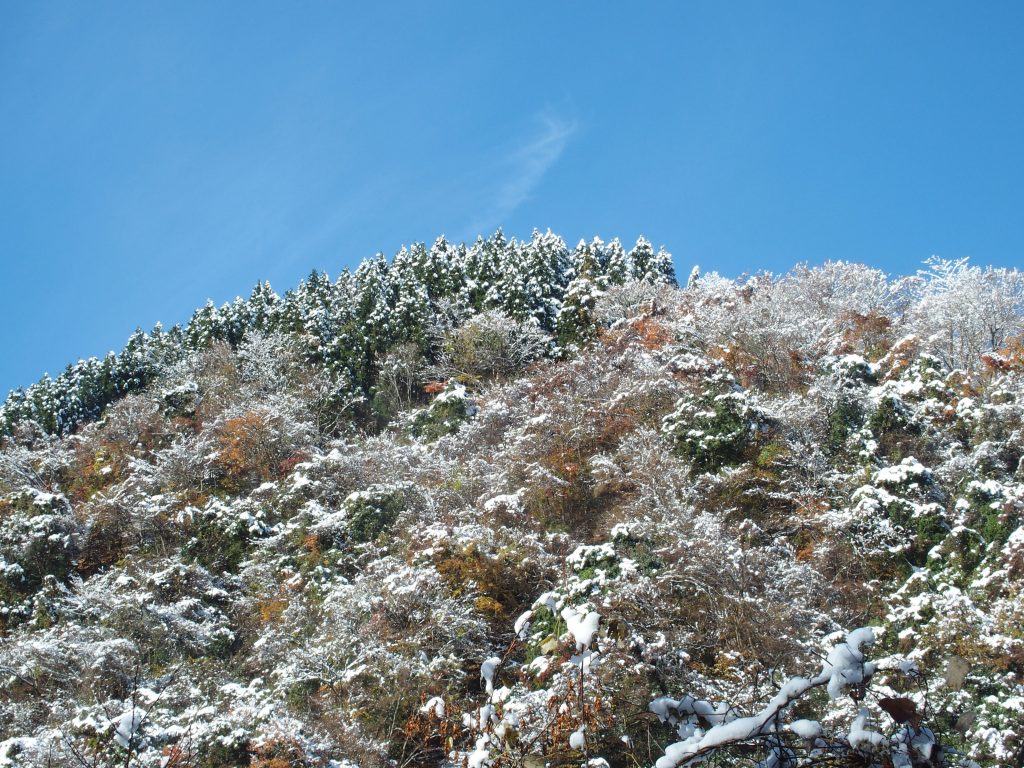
[627,236,676,285]
[181,511,253,573]
[0,491,78,597]
[930,526,987,579]
[197,738,251,768]
[344,487,404,544]
[612,530,664,576]
[828,398,865,454]
[910,511,949,563]
[868,394,915,436]
[412,385,475,442]
[557,239,609,348]
[879,499,948,566]
[963,482,1021,546]
[161,381,199,419]
[868,394,922,461]
[980,507,1017,546]
[662,376,765,472]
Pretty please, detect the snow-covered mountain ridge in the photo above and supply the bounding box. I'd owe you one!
[0,233,1021,767]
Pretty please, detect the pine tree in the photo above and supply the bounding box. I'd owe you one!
[557,239,609,348]
[247,281,280,333]
[605,237,630,285]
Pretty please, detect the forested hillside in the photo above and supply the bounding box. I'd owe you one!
[0,232,1022,768]
[0,232,673,439]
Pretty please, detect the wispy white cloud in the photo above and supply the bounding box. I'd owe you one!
[461,114,577,239]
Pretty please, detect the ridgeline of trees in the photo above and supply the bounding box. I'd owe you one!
[0,232,674,439]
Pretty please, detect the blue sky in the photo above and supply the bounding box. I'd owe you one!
[2,2,1023,397]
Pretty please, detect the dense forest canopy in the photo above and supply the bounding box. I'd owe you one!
[0,231,1022,768]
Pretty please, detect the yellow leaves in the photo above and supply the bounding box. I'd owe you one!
[539,634,560,655]
[473,596,504,616]
[213,410,289,492]
[258,597,289,625]
[434,546,534,621]
[250,737,305,768]
[216,412,272,475]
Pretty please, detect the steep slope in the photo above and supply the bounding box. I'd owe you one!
[0,240,1022,767]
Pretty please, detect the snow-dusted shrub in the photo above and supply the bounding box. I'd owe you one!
[432,536,549,621]
[77,495,135,576]
[338,485,407,544]
[0,489,77,623]
[80,563,236,663]
[645,627,977,768]
[411,381,478,442]
[160,379,200,420]
[211,406,309,493]
[372,340,426,421]
[815,361,877,459]
[433,309,550,383]
[593,279,677,326]
[180,496,275,572]
[867,389,927,463]
[150,431,218,499]
[959,477,1024,546]
[182,342,244,423]
[662,373,768,472]
[236,330,304,395]
[0,435,72,496]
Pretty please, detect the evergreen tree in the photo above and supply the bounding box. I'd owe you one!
[557,239,609,348]
[185,300,225,349]
[247,281,280,332]
[628,235,676,284]
[605,237,630,285]
[462,230,508,311]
